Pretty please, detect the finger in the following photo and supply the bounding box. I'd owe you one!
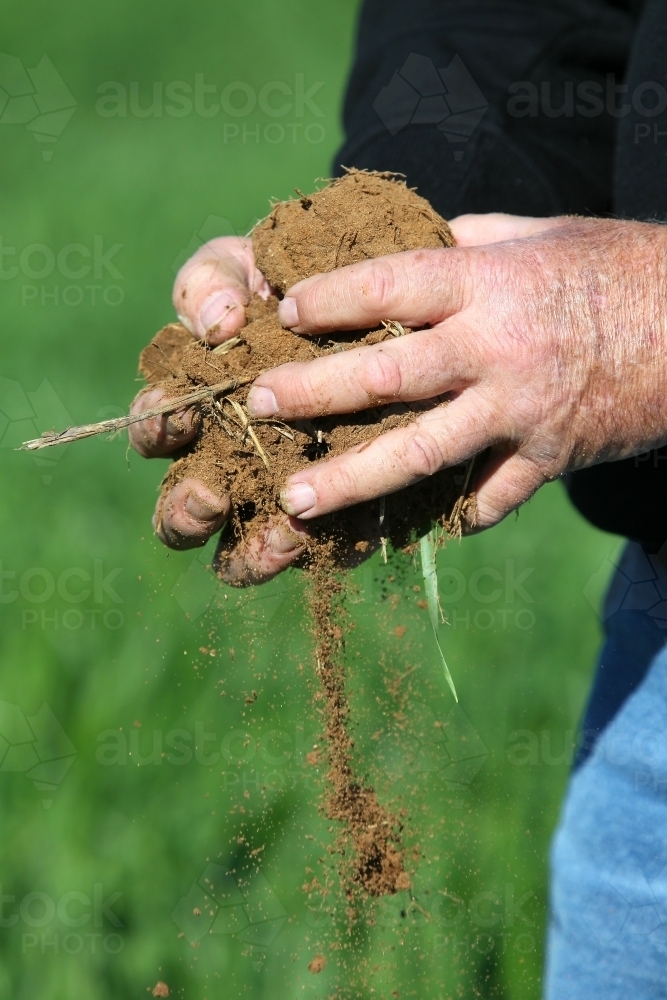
[129,387,200,458]
[246,325,478,420]
[213,516,308,586]
[154,478,230,550]
[277,248,470,334]
[449,213,565,247]
[470,450,546,529]
[278,394,502,519]
[173,236,272,345]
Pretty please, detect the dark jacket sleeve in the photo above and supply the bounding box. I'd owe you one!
[335,0,637,219]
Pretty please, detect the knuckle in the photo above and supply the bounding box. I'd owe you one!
[357,350,402,401]
[292,382,322,416]
[321,462,359,508]
[275,362,329,416]
[335,464,356,501]
[359,259,396,316]
[404,428,447,479]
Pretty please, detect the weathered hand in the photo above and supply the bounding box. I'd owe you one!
[128,236,307,584]
[244,214,667,529]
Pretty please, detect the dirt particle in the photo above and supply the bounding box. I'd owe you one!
[308,955,327,974]
[395,871,412,891]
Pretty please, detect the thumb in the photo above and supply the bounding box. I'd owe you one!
[172,236,272,344]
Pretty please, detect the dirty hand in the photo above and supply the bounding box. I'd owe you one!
[128,236,308,584]
[244,215,667,529]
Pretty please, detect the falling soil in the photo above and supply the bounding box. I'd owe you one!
[138,171,474,896]
[308,955,327,975]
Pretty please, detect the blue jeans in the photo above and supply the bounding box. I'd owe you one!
[546,543,667,998]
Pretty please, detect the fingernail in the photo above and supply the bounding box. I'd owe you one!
[246,385,279,418]
[267,525,303,555]
[280,482,316,516]
[278,296,299,328]
[177,312,194,334]
[185,492,224,522]
[199,290,241,333]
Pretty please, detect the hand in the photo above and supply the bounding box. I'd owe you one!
[244,214,667,529]
[128,237,307,584]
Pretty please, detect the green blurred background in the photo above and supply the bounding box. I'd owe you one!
[0,2,622,996]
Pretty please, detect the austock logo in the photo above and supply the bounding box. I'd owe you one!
[2,883,124,955]
[0,701,76,807]
[0,54,76,160]
[94,73,326,146]
[374,700,488,795]
[583,541,667,628]
[172,549,295,623]
[0,376,71,482]
[172,864,287,970]
[373,53,488,160]
[171,215,238,276]
[582,861,667,950]
[0,235,125,308]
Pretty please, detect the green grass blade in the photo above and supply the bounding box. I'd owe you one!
[420,531,458,702]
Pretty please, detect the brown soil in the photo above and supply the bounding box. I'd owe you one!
[252,168,455,293]
[308,955,327,975]
[138,170,474,897]
[310,567,407,896]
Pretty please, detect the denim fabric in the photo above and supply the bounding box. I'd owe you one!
[546,544,667,998]
[576,542,667,767]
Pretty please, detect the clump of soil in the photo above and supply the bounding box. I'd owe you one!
[141,171,464,566]
[252,168,455,293]
[308,955,327,975]
[138,170,473,896]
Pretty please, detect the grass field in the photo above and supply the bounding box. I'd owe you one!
[0,2,621,996]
